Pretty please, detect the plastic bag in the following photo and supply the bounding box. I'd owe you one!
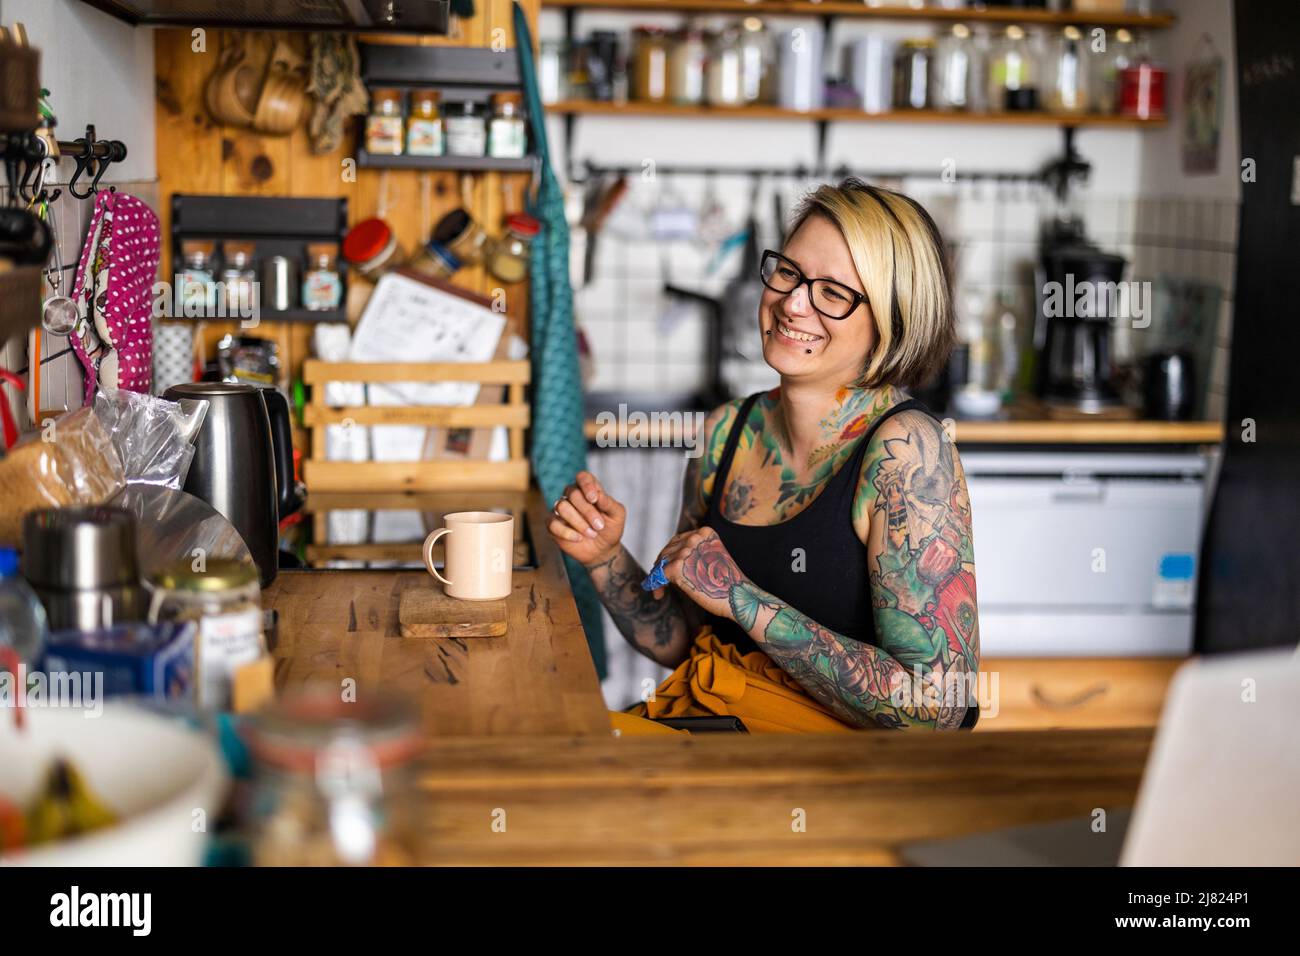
[92,387,209,489]
[0,406,125,546]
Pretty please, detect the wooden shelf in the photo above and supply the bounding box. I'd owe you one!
[356,149,537,172]
[541,0,1176,30]
[548,99,1167,127]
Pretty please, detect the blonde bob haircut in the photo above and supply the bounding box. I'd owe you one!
[789,178,954,390]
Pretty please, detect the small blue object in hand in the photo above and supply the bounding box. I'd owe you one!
[641,556,669,591]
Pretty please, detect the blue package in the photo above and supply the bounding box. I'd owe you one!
[42,620,196,700]
[641,556,670,591]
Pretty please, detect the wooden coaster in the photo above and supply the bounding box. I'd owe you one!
[399,587,508,638]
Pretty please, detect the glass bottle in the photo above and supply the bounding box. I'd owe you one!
[932,23,973,111]
[0,547,47,667]
[1047,25,1088,113]
[669,27,707,105]
[405,90,443,157]
[738,17,773,105]
[445,101,486,157]
[365,89,405,155]
[487,92,527,159]
[988,25,1038,113]
[302,243,342,312]
[539,40,568,104]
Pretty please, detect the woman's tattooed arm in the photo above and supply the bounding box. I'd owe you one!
[721,410,981,729]
[585,401,742,669]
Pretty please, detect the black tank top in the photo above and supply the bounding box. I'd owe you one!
[702,391,934,655]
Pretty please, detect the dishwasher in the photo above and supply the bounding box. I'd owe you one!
[960,449,1208,657]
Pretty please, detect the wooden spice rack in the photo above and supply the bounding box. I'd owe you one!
[302,359,531,492]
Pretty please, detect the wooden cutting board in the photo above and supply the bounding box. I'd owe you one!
[398,587,508,638]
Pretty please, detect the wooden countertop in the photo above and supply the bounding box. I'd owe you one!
[415,729,1154,865]
[264,490,610,737]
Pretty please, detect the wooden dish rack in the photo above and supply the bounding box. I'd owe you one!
[302,359,530,492]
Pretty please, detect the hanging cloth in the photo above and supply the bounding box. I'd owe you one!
[512,1,606,678]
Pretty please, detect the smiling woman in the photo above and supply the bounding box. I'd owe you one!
[549,179,979,732]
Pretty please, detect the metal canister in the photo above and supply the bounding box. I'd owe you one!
[263,255,296,312]
[22,507,144,631]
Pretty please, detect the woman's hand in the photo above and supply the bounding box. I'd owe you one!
[546,470,627,569]
[652,526,746,621]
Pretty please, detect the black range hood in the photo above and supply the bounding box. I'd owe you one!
[78,0,450,33]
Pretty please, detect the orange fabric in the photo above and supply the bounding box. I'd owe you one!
[613,626,855,734]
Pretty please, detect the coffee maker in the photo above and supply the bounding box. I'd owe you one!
[1032,132,1128,414]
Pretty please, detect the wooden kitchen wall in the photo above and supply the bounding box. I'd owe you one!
[152,0,540,452]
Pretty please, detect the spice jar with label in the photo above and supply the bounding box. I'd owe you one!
[246,690,423,867]
[1047,25,1088,113]
[932,24,973,111]
[486,212,540,284]
[302,243,342,312]
[179,240,217,315]
[445,101,487,157]
[365,89,405,155]
[220,241,258,318]
[487,92,527,159]
[405,90,444,156]
[342,218,404,279]
[146,557,264,712]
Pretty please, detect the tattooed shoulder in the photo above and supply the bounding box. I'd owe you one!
[680,398,747,532]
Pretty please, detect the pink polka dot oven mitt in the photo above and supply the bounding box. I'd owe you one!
[69,191,162,404]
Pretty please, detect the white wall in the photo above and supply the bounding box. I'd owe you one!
[1,0,156,183]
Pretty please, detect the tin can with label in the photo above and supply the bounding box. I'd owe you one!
[147,557,264,711]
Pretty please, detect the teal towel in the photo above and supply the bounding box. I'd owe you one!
[513,3,606,680]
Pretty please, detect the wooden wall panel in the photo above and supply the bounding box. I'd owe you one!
[153,2,541,455]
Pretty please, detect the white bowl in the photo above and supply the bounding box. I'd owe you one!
[0,704,227,866]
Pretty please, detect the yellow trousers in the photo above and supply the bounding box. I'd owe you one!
[610,627,855,735]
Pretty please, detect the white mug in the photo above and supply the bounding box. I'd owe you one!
[422,511,514,601]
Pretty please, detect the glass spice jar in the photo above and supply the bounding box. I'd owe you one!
[631,26,671,103]
[893,39,934,110]
[179,239,217,315]
[486,212,540,284]
[146,557,263,712]
[365,88,405,155]
[405,90,444,157]
[407,240,462,281]
[706,26,745,107]
[302,242,342,312]
[445,101,487,157]
[245,690,423,867]
[342,218,405,279]
[669,28,708,105]
[220,241,258,318]
[487,92,527,159]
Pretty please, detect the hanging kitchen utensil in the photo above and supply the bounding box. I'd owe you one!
[38,199,76,337]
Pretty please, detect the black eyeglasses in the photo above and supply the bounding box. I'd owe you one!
[759,250,868,320]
